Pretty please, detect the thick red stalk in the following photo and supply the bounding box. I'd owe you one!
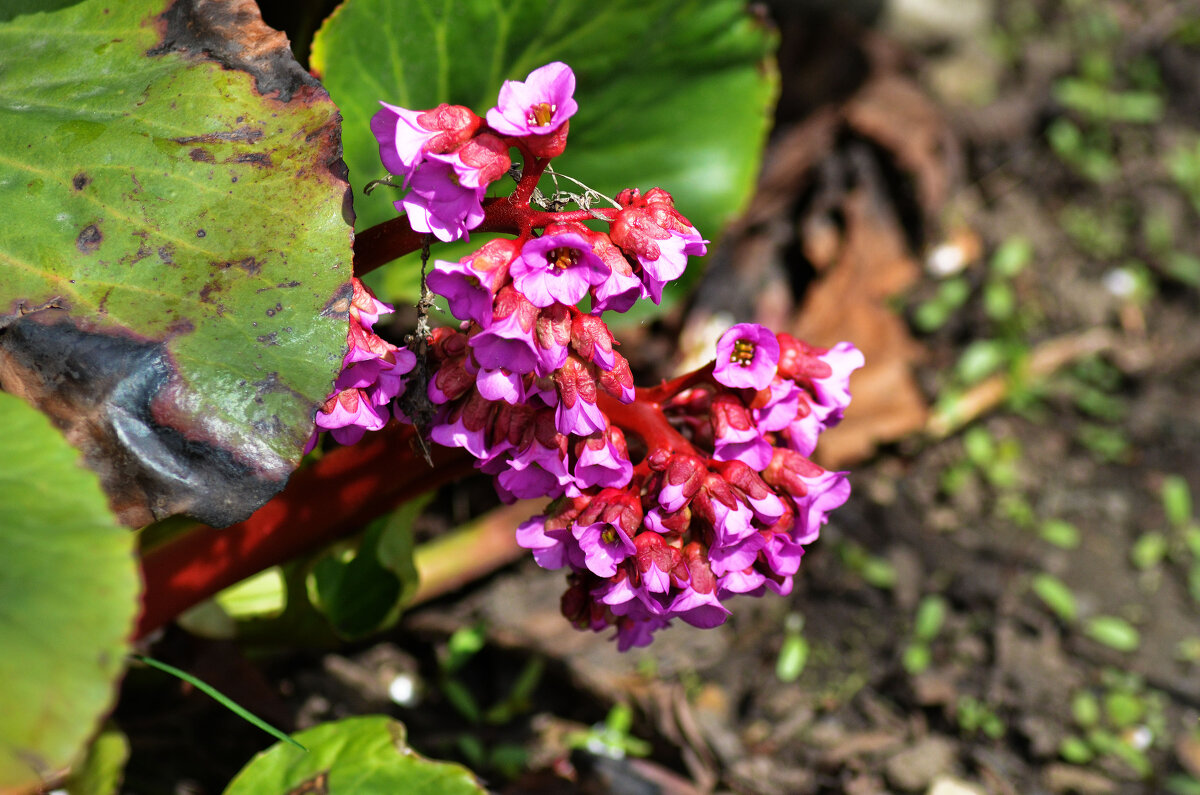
[598,390,701,459]
[135,424,475,639]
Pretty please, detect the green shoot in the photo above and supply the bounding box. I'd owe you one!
[131,654,305,751]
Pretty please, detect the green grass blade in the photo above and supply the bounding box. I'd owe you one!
[132,654,306,751]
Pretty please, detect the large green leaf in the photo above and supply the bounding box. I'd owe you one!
[311,0,776,303]
[224,715,485,794]
[0,0,352,527]
[0,392,139,792]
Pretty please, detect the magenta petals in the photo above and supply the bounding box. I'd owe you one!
[486,62,578,138]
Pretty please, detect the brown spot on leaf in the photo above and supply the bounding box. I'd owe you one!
[167,318,195,336]
[189,147,214,162]
[158,245,175,265]
[72,172,91,190]
[232,151,271,168]
[148,0,322,103]
[216,256,262,276]
[256,331,278,345]
[321,282,353,319]
[252,371,305,402]
[0,315,287,527]
[76,224,102,253]
[172,127,263,145]
[286,770,330,795]
[196,229,206,238]
[198,280,222,303]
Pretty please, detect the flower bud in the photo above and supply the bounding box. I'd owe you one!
[762,447,826,499]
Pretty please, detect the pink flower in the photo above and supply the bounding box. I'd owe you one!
[499,440,572,500]
[812,342,865,426]
[486,62,578,138]
[609,188,708,304]
[572,520,636,578]
[370,102,480,185]
[713,323,780,390]
[400,160,486,242]
[469,286,540,374]
[426,133,511,190]
[573,428,633,491]
[427,239,520,325]
[509,233,610,308]
[710,394,772,471]
[314,388,387,446]
[348,278,393,331]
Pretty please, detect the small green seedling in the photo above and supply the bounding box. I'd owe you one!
[566,703,652,759]
[838,541,897,590]
[1031,573,1078,623]
[1040,519,1081,549]
[1084,615,1141,653]
[776,613,809,683]
[902,595,948,675]
[955,696,1005,739]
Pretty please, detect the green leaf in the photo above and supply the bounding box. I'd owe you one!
[956,339,1009,385]
[1031,573,1078,623]
[775,632,809,683]
[990,237,1033,279]
[312,526,401,639]
[1059,735,1095,764]
[1085,615,1141,652]
[312,0,775,303]
[913,595,948,642]
[309,491,430,639]
[215,567,288,621]
[0,392,138,792]
[64,725,128,795]
[901,642,931,675]
[1070,690,1101,728]
[0,0,351,527]
[1130,532,1167,570]
[1163,475,1193,528]
[1039,519,1081,549]
[1104,691,1144,728]
[963,426,996,468]
[224,715,486,795]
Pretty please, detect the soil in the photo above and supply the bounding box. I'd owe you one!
[116,2,1200,793]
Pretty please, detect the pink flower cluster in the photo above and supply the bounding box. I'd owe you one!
[370,62,577,242]
[514,327,863,650]
[307,62,864,649]
[309,278,416,448]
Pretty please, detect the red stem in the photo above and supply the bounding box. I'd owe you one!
[598,389,701,459]
[353,195,618,277]
[135,423,476,640]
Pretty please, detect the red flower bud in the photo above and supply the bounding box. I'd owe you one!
[597,353,635,403]
[416,103,482,154]
[536,303,572,355]
[635,532,682,575]
[776,333,833,382]
[682,541,717,594]
[578,487,644,537]
[454,132,511,186]
[571,313,616,369]
[763,448,826,498]
[524,119,570,158]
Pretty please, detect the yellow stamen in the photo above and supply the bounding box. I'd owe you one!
[548,247,578,270]
[731,339,756,366]
[527,102,556,127]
